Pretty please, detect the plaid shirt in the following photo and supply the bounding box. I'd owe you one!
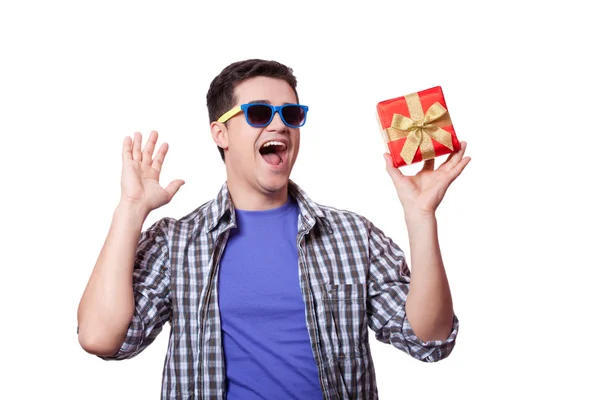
[99,180,459,399]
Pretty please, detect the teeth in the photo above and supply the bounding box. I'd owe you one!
[261,141,286,149]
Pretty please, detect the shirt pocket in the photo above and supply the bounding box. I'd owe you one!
[323,283,368,359]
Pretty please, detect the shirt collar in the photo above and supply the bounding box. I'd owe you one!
[207,179,332,234]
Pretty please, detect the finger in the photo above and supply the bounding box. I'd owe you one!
[384,153,405,184]
[439,152,455,168]
[142,131,158,166]
[448,156,471,182]
[421,158,435,171]
[383,153,402,174]
[151,142,169,173]
[164,179,186,201]
[439,142,467,171]
[132,132,142,161]
[122,136,133,161]
[446,141,467,170]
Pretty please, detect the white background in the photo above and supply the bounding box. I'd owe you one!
[1,0,598,399]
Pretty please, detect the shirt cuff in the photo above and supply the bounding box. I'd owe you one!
[97,315,144,361]
[401,313,459,362]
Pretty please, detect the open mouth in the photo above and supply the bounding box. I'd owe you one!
[259,141,288,166]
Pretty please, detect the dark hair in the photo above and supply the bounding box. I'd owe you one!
[206,59,299,161]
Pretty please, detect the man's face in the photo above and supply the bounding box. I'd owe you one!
[219,76,301,197]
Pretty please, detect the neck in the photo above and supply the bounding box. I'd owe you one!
[226,178,289,211]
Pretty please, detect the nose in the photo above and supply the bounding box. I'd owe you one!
[266,110,288,131]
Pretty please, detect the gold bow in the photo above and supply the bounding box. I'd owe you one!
[385,92,454,165]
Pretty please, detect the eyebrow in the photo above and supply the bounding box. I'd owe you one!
[248,100,295,105]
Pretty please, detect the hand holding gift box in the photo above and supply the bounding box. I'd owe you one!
[377,85,470,215]
[376,86,461,168]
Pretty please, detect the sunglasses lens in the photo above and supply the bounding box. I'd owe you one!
[282,105,306,127]
[246,105,273,126]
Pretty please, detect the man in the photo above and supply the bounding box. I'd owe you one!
[77,59,470,399]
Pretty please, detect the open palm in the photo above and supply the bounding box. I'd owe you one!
[121,131,185,213]
[384,141,470,216]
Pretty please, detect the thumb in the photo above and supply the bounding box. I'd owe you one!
[165,179,185,201]
[383,153,404,183]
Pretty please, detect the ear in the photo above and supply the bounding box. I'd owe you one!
[211,121,229,152]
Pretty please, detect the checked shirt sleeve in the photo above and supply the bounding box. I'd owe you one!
[98,218,172,361]
[365,220,459,363]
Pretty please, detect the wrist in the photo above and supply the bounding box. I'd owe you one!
[115,200,150,223]
[403,208,437,223]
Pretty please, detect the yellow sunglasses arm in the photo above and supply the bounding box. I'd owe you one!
[217,106,242,123]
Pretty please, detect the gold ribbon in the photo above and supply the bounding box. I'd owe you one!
[385,92,454,165]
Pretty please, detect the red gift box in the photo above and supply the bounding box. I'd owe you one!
[376,86,461,168]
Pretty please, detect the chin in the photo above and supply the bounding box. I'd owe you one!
[257,175,289,194]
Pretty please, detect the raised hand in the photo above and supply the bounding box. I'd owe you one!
[384,141,470,217]
[120,131,185,213]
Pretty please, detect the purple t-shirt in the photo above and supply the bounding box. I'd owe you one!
[217,196,323,399]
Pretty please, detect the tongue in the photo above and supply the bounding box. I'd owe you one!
[262,152,282,165]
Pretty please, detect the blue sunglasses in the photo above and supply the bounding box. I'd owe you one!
[217,103,309,128]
